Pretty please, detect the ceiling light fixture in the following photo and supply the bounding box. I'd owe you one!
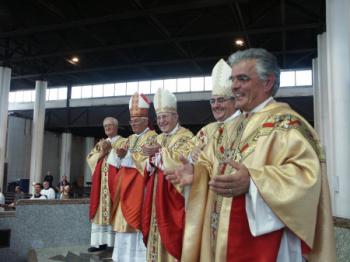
[67,56,80,65]
[235,39,244,47]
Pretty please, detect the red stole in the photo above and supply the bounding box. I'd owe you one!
[89,159,104,220]
[110,167,145,230]
[142,168,185,260]
[227,195,283,262]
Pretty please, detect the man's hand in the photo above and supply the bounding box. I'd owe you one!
[116,145,128,158]
[142,143,161,156]
[98,139,112,159]
[209,160,250,197]
[190,146,202,163]
[165,155,194,185]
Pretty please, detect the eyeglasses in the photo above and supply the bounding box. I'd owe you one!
[209,97,234,105]
[156,114,173,121]
[129,118,146,125]
[230,74,251,83]
[103,123,115,128]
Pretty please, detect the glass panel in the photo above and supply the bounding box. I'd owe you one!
[31,90,35,102]
[58,87,67,100]
[23,90,33,102]
[103,83,115,97]
[92,84,103,98]
[115,83,127,96]
[177,78,190,92]
[190,77,204,92]
[296,70,312,86]
[164,79,177,92]
[204,76,213,91]
[151,80,163,94]
[9,92,16,103]
[126,82,138,95]
[48,88,58,100]
[71,86,82,99]
[139,81,151,94]
[15,91,24,102]
[280,71,295,87]
[81,85,93,98]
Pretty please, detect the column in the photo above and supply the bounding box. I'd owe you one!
[83,137,95,186]
[326,0,350,218]
[29,81,47,193]
[0,67,11,190]
[60,132,72,181]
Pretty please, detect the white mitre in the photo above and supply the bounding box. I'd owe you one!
[211,58,232,97]
[153,88,177,114]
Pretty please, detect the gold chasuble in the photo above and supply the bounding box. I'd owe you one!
[87,136,127,226]
[111,129,157,233]
[182,101,335,262]
[143,126,193,262]
[190,122,225,151]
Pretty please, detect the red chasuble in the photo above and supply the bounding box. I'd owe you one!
[142,168,185,260]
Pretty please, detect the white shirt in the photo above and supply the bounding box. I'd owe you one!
[41,188,56,200]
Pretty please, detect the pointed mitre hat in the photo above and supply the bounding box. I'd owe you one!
[211,59,232,97]
[153,88,177,114]
[129,92,150,117]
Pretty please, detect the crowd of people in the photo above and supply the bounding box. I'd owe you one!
[86,48,336,262]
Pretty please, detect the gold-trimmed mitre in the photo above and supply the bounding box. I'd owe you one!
[211,58,232,97]
[153,88,177,114]
[129,92,150,117]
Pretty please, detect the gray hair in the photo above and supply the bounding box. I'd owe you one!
[103,117,118,127]
[228,48,280,96]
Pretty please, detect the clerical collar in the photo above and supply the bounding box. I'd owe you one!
[245,97,274,114]
[222,110,241,123]
[107,135,120,143]
[164,123,179,136]
[136,127,149,137]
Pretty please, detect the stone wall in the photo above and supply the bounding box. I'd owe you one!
[0,199,90,261]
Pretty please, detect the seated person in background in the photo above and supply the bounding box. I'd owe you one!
[41,181,56,199]
[0,187,5,211]
[57,175,71,199]
[57,175,70,188]
[60,185,70,199]
[8,185,26,207]
[31,183,47,199]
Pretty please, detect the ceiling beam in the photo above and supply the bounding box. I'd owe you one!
[3,23,323,64]
[0,0,236,38]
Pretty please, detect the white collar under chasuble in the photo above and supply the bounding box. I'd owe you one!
[245,96,274,115]
[107,135,120,143]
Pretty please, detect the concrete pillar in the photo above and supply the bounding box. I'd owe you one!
[326,0,350,218]
[314,33,335,210]
[0,67,11,190]
[29,81,47,192]
[60,132,72,181]
[84,137,95,186]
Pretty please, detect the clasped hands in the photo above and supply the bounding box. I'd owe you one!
[166,156,250,197]
[142,143,161,156]
[97,139,112,159]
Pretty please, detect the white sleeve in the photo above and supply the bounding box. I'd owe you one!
[106,150,122,168]
[120,150,136,168]
[47,189,56,200]
[245,178,284,236]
